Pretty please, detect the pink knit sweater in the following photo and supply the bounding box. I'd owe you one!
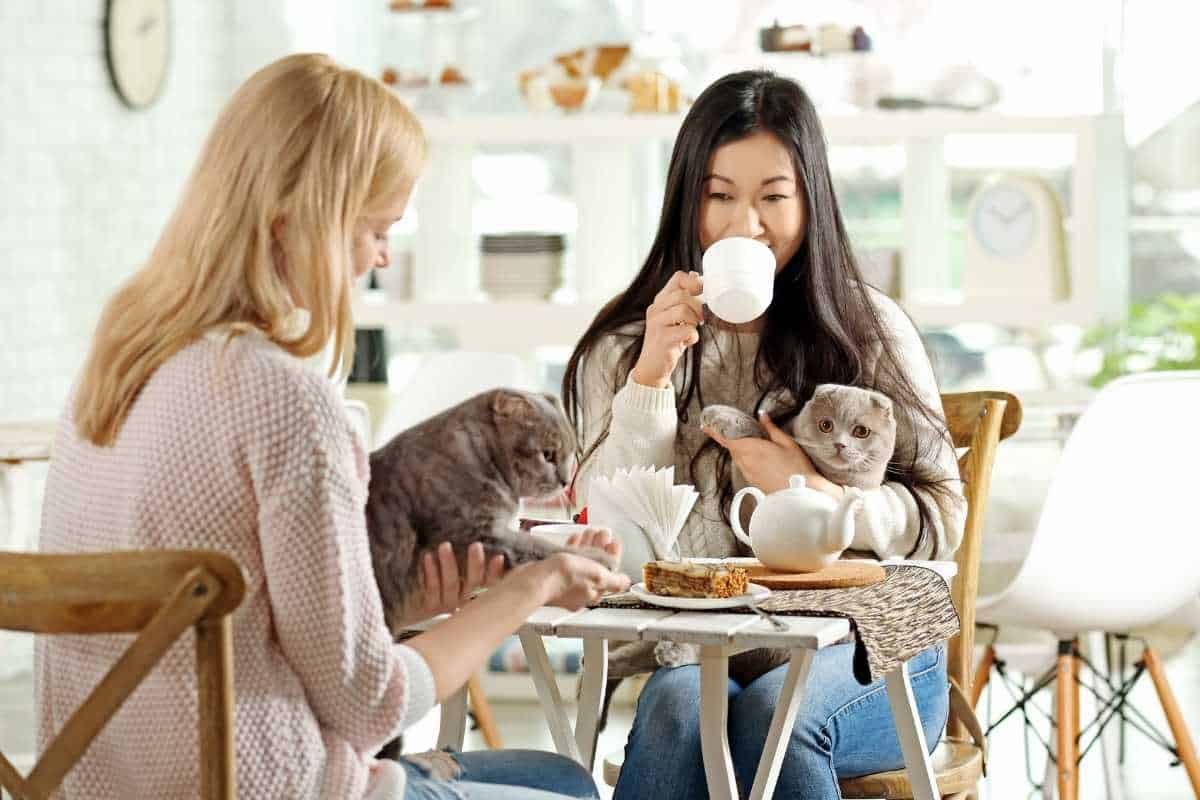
[36,330,435,799]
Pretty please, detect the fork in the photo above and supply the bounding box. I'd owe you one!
[748,603,788,631]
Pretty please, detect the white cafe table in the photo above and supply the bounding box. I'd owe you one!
[430,560,958,800]
[0,420,56,552]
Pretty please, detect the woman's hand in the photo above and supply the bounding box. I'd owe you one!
[631,271,705,389]
[512,528,630,611]
[565,525,623,565]
[704,412,845,499]
[403,541,506,624]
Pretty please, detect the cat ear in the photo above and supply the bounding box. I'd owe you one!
[492,390,531,419]
[870,391,894,417]
[813,384,835,398]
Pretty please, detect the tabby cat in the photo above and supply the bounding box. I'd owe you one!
[366,388,617,633]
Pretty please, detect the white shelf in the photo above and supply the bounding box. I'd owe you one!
[417,111,1112,145]
[903,294,1101,329]
[353,296,1098,354]
[397,111,1127,345]
[352,299,601,352]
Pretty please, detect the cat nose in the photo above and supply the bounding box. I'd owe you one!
[834,442,845,452]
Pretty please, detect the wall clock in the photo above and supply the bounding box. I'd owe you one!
[963,173,1069,302]
[105,0,171,109]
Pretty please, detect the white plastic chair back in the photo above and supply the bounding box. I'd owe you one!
[978,371,1200,636]
[375,351,536,445]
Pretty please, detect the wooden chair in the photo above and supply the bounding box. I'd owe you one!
[838,391,1022,799]
[0,550,246,800]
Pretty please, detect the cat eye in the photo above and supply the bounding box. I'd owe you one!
[542,449,556,463]
[818,419,834,433]
[852,425,871,439]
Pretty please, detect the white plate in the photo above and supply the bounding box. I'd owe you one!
[629,581,771,610]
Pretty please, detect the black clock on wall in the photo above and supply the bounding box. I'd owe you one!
[105,0,171,109]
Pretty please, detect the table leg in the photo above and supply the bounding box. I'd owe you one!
[884,661,939,800]
[748,648,814,800]
[699,645,738,800]
[437,685,468,751]
[519,629,583,763]
[574,638,608,771]
[1,462,30,551]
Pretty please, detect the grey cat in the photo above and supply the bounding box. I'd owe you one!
[366,388,617,634]
[700,383,897,490]
[661,385,898,683]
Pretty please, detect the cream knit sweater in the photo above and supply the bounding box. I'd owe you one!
[36,330,433,799]
[576,290,965,561]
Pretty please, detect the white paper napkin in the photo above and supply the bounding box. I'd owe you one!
[588,466,699,560]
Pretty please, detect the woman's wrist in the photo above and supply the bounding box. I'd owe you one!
[631,363,671,389]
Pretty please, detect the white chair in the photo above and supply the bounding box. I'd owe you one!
[376,350,539,752]
[974,371,1200,800]
[373,351,536,446]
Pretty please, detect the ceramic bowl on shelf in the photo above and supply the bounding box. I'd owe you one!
[480,232,565,302]
[548,77,600,112]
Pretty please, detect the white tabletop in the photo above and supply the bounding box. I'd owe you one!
[521,605,851,649]
[0,420,56,462]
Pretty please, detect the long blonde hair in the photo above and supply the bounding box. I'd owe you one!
[76,53,426,446]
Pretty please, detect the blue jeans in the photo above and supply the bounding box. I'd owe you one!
[613,643,948,800]
[400,749,599,800]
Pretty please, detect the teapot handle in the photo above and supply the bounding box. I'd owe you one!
[730,486,765,549]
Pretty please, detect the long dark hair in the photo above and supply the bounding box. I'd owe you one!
[562,70,954,557]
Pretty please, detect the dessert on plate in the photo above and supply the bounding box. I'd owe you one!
[643,559,749,599]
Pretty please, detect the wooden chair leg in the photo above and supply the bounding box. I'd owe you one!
[1140,647,1200,795]
[1056,641,1079,800]
[196,615,236,800]
[467,674,502,750]
[970,645,995,707]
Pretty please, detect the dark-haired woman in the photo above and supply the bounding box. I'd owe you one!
[563,71,965,799]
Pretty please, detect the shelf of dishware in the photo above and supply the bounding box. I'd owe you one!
[351,291,1105,354]
[416,110,1114,145]
[386,111,1128,349]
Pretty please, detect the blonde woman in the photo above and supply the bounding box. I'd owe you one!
[35,54,625,800]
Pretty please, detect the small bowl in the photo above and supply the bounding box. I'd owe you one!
[548,77,600,112]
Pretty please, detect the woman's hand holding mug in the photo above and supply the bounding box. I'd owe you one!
[632,270,705,389]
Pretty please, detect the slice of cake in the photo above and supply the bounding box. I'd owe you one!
[643,560,749,599]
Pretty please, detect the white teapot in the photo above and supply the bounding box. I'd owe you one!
[731,475,864,573]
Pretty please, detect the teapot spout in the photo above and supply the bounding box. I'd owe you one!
[824,488,865,554]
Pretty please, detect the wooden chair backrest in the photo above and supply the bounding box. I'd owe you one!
[0,549,246,800]
[939,391,1022,703]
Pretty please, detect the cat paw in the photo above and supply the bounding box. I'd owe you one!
[654,640,701,668]
[700,404,766,440]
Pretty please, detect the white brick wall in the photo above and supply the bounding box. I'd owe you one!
[0,1,236,421]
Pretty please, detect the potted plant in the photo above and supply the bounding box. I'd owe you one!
[1081,293,1200,387]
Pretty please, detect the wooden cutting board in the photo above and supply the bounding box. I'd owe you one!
[745,559,885,589]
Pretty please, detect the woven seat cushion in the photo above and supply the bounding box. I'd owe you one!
[838,737,983,798]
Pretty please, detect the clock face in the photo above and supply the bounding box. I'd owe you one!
[970,183,1038,259]
[106,0,170,109]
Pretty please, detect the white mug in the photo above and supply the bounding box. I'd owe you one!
[698,237,776,324]
[529,523,589,546]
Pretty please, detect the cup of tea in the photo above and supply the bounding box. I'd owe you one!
[698,237,776,324]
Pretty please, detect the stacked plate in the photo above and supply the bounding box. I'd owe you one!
[480,232,565,301]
